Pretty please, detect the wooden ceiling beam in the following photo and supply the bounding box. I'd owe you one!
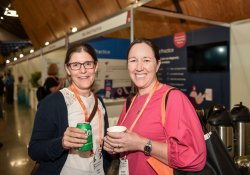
[138,6,230,27]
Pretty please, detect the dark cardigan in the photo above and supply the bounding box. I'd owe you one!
[28,91,111,175]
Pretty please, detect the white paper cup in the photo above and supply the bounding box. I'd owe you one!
[107,126,127,133]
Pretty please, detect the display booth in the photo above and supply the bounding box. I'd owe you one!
[9,9,132,126]
[230,19,250,109]
[154,26,230,108]
[8,4,250,126]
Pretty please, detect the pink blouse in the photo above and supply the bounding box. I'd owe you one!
[117,84,206,175]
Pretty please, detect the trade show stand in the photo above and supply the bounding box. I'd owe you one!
[103,98,125,126]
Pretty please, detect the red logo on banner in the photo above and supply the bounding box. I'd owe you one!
[126,11,131,23]
[173,32,186,48]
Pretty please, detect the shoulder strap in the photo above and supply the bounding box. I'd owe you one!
[126,87,177,125]
[161,87,177,126]
[126,93,136,112]
[87,95,98,122]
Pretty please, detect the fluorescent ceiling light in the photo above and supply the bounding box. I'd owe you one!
[71,27,77,33]
[4,9,18,17]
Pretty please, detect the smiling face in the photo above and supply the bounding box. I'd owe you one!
[65,50,98,96]
[128,43,161,95]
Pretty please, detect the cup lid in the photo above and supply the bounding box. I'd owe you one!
[107,126,127,132]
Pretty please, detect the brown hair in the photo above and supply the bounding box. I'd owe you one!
[127,38,160,63]
[47,63,58,76]
[65,42,98,65]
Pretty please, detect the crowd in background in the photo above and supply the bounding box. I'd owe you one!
[0,69,15,149]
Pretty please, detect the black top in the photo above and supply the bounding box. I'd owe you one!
[0,79,4,96]
[44,76,59,94]
[28,91,111,174]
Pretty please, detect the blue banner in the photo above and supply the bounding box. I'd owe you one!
[87,37,130,59]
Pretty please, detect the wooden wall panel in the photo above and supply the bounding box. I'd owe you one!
[104,28,130,39]
[33,25,56,46]
[12,0,40,49]
[146,0,176,11]
[180,0,250,22]
[78,0,121,23]
[27,30,42,50]
[12,0,250,51]
[12,0,36,31]
[47,12,67,39]
[53,0,89,29]
[134,11,173,38]
[133,10,209,39]
[21,0,45,27]
[117,0,133,8]
[33,0,57,21]
[13,0,89,48]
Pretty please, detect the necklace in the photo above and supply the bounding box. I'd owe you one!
[135,100,141,114]
[120,81,160,130]
[134,95,145,114]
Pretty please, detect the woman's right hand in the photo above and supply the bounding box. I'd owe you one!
[62,127,87,149]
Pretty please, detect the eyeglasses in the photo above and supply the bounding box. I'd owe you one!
[67,61,96,70]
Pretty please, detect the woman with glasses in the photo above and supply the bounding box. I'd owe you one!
[29,43,111,175]
[103,38,206,175]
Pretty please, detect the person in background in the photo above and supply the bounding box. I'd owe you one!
[0,73,5,148]
[44,63,65,94]
[0,73,4,118]
[4,69,14,104]
[103,38,206,175]
[28,43,111,175]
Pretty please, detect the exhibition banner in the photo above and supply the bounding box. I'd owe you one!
[69,10,130,43]
[87,38,131,98]
[42,38,66,54]
[155,26,230,108]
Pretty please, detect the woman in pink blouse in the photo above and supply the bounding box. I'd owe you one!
[103,38,206,175]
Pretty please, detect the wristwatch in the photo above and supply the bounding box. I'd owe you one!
[144,139,152,156]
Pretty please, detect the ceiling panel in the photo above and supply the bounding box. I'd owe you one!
[180,0,250,22]
[78,0,121,23]
[54,0,89,29]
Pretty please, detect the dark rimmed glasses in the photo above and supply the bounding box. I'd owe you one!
[67,61,96,70]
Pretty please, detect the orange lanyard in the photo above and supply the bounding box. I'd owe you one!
[70,84,103,147]
[97,108,103,147]
[70,84,89,121]
[120,81,160,130]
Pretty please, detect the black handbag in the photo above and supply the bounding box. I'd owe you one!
[174,131,241,175]
[30,161,40,175]
[165,91,241,175]
[106,154,120,175]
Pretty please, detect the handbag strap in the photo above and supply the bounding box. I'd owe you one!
[161,87,177,126]
[87,95,98,122]
[126,86,177,125]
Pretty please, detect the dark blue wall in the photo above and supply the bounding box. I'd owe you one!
[154,26,230,109]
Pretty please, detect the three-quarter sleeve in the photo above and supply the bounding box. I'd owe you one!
[165,90,206,171]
